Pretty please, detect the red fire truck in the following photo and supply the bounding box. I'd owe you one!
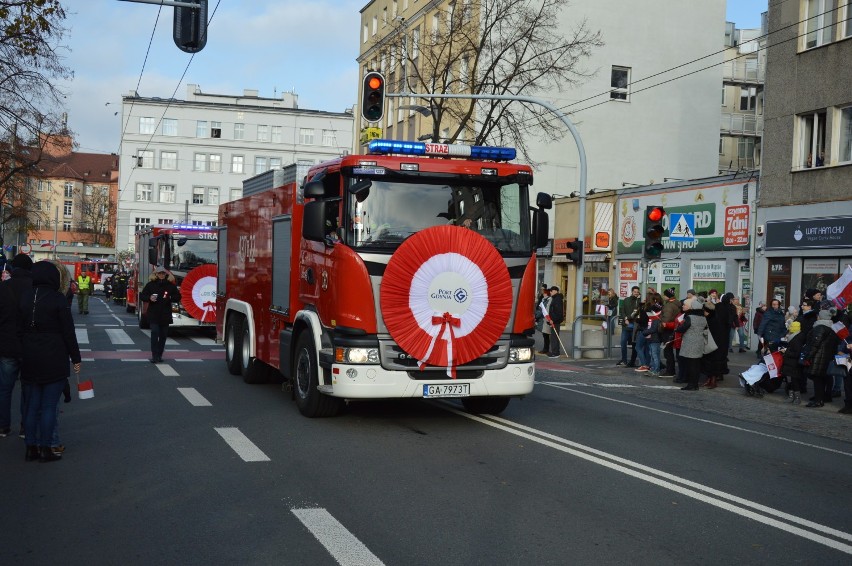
[216,140,551,417]
[133,224,218,329]
[60,259,119,292]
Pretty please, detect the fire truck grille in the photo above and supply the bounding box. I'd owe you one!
[379,340,508,378]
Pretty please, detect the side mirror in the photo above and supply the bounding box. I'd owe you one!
[148,247,158,267]
[532,210,549,249]
[304,180,325,199]
[349,179,372,203]
[536,192,553,210]
[302,201,327,243]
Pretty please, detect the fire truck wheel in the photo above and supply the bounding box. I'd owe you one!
[461,396,511,415]
[240,321,265,384]
[293,331,343,418]
[224,315,243,376]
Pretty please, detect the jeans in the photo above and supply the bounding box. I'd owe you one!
[150,323,170,359]
[730,327,746,350]
[620,325,634,363]
[635,332,649,367]
[22,380,65,447]
[648,342,661,373]
[0,357,22,430]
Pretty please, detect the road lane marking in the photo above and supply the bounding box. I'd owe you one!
[190,336,217,346]
[442,405,852,554]
[177,387,211,406]
[292,508,385,566]
[75,329,89,344]
[156,364,179,377]
[540,382,852,457]
[214,427,270,462]
[175,359,203,362]
[106,328,134,345]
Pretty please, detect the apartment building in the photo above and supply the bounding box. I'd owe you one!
[117,85,354,251]
[755,0,852,308]
[719,19,766,173]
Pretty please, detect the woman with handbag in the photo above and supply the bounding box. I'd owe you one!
[20,261,82,462]
[675,295,708,391]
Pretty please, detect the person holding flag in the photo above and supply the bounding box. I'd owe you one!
[535,285,552,355]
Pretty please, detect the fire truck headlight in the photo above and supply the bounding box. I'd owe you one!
[509,347,533,363]
[335,347,380,364]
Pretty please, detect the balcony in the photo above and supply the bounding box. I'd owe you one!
[721,58,764,86]
[721,113,763,137]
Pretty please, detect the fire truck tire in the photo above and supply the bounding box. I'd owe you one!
[126,303,135,314]
[240,321,265,384]
[138,306,150,329]
[224,315,243,376]
[293,332,343,418]
[461,396,511,415]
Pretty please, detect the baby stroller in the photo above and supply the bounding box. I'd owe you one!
[740,345,785,397]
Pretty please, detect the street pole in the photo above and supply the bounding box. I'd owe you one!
[54,206,59,259]
[387,92,588,358]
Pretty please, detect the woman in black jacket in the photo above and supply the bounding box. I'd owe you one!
[803,310,840,408]
[781,321,806,404]
[20,261,81,462]
[139,266,182,363]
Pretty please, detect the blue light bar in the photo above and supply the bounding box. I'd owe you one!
[171,224,215,231]
[367,139,516,161]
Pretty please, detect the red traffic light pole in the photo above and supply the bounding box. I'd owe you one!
[388,91,588,358]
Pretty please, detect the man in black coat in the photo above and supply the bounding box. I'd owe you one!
[139,266,182,363]
[547,286,565,358]
[0,254,34,438]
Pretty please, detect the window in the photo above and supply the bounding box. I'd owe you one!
[159,184,176,204]
[844,0,852,37]
[139,117,155,134]
[840,106,852,163]
[63,200,72,217]
[740,87,757,111]
[85,184,93,196]
[299,128,315,145]
[269,157,282,169]
[192,187,205,205]
[64,182,74,198]
[412,28,420,59]
[738,137,755,160]
[363,24,368,43]
[722,86,727,106]
[191,220,204,226]
[254,156,267,174]
[231,155,244,174]
[194,153,208,172]
[63,222,71,231]
[257,125,269,142]
[297,159,313,181]
[209,153,222,173]
[432,14,439,38]
[383,7,387,26]
[460,56,469,88]
[719,138,724,155]
[804,0,836,49]
[234,123,245,140]
[230,188,242,201]
[138,149,154,168]
[610,66,630,101]
[271,125,282,143]
[392,1,397,19]
[161,151,177,170]
[322,129,335,147]
[207,187,219,206]
[162,118,178,136]
[158,218,174,225]
[211,121,221,138]
[136,183,152,202]
[372,15,378,35]
[196,120,208,138]
[798,110,827,168]
[134,217,151,233]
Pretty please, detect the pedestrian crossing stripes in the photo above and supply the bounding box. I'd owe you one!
[105,328,134,345]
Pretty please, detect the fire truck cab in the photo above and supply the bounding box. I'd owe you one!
[217,140,551,417]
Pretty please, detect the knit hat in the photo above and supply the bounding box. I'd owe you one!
[10,253,33,270]
[663,287,675,299]
[691,296,705,308]
[818,309,832,320]
[788,321,801,333]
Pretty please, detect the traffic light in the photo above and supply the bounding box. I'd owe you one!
[361,72,386,122]
[567,239,583,265]
[173,0,208,53]
[644,206,666,260]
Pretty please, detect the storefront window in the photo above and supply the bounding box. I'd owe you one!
[690,260,726,297]
[800,259,839,303]
[583,261,610,316]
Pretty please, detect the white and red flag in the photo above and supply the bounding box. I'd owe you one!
[827,265,852,309]
[540,302,553,326]
[832,321,850,341]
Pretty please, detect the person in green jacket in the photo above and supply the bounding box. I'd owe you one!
[76,273,91,314]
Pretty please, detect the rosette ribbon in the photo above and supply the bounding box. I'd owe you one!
[418,312,461,378]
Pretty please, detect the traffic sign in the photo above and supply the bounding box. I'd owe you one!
[669,213,695,242]
[19,244,31,255]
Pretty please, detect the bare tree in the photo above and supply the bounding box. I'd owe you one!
[382,0,602,163]
[0,1,72,244]
[75,184,115,247]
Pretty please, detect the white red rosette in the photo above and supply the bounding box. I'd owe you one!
[380,225,512,377]
[179,264,217,322]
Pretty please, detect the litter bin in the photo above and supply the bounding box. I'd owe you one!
[582,328,604,359]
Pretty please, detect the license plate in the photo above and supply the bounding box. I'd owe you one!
[423,383,470,398]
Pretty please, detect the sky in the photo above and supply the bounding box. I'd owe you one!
[60,0,768,155]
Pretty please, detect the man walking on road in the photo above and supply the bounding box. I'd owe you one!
[76,272,91,314]
[140,266,182,363]
[547,286,565,358]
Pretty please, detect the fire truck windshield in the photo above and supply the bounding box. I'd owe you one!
[345,179,530,254]
[168,237,217,271]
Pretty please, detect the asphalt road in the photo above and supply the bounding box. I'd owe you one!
[4,296,851,565]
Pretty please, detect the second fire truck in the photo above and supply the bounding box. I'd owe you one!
[216,140,551,417]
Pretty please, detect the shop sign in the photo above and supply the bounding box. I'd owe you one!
[648,261,681,284]
[765,216,852,250]
[616,182,754,253]
[619,261,639,281]
[803,259,839,274]
[691,260,726,281]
